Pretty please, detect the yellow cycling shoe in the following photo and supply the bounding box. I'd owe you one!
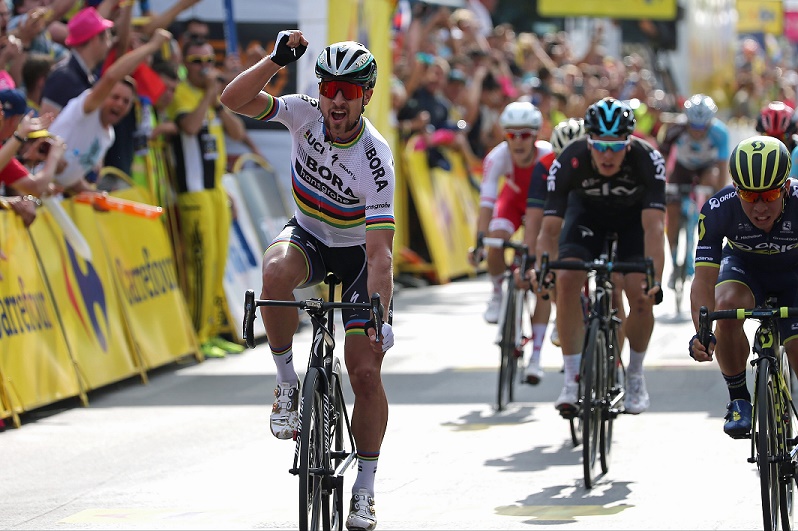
[209,336,245,354]
[201,342,227,359]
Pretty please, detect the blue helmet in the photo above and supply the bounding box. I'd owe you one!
[584,97,636,137]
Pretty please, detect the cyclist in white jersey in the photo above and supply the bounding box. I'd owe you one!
[221,30,394,531]
[658,93,730,289]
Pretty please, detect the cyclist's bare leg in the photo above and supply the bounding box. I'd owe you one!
[621,273,654,355]
[345,334,388,451]
[786,338,798,380]
[531,296,551,326]
[713,281,755,376]
[612,273,627,350]
[555,268,588,356]
[665,201,681,265]
[486,227,513,278]
[260,243,308,380]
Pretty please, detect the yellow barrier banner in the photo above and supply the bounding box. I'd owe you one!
[0,211,82,415]
[401,139,479,283]
[28,200,142,390]
[95,186,200,370]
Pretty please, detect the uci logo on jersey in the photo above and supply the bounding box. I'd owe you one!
[305,130,326,155]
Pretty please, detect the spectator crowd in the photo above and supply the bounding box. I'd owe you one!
[0,0,252,359]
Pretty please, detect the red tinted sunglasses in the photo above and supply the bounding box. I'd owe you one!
[736,186,784,203]
[318,80,364,100]
[505,129,537,141]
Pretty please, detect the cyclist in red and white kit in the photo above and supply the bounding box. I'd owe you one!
[221,30,394,531]
[469,101,553,381]
[520,117,587,378]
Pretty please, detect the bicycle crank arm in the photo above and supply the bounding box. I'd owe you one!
[333,451,358,477]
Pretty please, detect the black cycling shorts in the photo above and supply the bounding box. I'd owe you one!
[717,254,798,344]
[558,199,645,263]
[270,217,370,333]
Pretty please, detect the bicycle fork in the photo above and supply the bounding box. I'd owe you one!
[493,276,530,357]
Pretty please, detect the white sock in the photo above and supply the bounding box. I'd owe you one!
[563,353,582,384]
[351,452,379,496]
[628,348,645,375]
[491,274,503,295]
[530,324,547,364]
[271,346,298,385]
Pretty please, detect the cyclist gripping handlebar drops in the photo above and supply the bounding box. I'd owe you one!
[221,30,395,531]
[689,136,798,438]
[525,97,665,417]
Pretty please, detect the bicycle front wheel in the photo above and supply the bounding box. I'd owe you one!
[581,318,604,489]
[497,285,518,411]
[298,368,331,531]
[327,359,352,531]
[600,323,621,474]
[755,358,780,531]
[779,347,795,530]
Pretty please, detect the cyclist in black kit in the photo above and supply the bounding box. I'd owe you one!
[531,97,665,416]
[689,136,798,438]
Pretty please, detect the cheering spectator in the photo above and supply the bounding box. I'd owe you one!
[47,28,172,193]
[166,37,246,358]
[40,6,114,116]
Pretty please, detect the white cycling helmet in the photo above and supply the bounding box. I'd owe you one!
[683,94,717,127]
[550,118,586,155]
[315,41,378,89]
[500,101,543,130]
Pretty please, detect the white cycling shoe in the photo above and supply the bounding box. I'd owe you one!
[346,489,377,530]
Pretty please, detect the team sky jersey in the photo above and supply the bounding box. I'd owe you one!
[479,139,553,210]
[527,151,556,209]
[695,180,798,272]
[658,117,730,171]
[255,93,395,247]
[543,136,667,218]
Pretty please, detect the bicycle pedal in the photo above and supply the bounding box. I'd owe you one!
[557,406,579,420]
[730,432,751,440]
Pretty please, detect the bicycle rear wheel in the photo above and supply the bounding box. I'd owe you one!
[600,324,619,474]
[298,368,331,531]
[581,318,603,489]
[755,358,780,531]
[497,285,518,411]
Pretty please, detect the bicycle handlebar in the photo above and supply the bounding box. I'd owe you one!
[481,237,528,255]
[697,305,798,351]
[242,289,383,349]
[536,252,655,296]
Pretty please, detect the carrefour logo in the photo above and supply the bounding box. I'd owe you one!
[65,240,108,351]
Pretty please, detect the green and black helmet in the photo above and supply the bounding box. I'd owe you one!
[729,135,791,191]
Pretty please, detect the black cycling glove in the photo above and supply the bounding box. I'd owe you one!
[652,281,663,305]
[269,31,307,66]
[689,332,716,360]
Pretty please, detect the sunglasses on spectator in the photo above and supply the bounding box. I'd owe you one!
[318,80,364,100]
[187,55,215,64]
[736,185,784,203]
[505,129,537,140]
[587,137,630,153]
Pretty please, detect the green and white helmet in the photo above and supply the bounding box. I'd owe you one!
[315,41,378,89]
